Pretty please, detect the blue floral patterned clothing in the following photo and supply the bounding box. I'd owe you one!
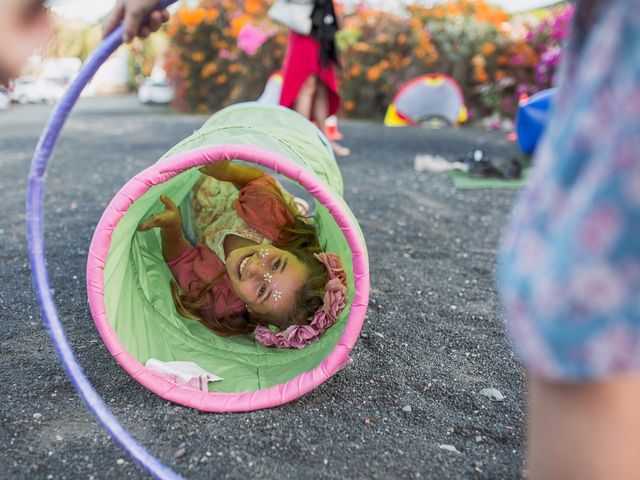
[498,0,640,381]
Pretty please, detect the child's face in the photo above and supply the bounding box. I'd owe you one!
[0,0,51,86]
[226,245,309,322]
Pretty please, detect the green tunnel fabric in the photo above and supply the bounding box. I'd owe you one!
[102,103,363,393]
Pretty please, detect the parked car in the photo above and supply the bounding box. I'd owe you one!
[0,87,10,111]
[40,57,80,102]
[9,76,69,104]
[38,76,68,103]
[10,77,42,104]
[138,78,174,104]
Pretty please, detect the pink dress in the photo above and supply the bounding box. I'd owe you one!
[166,175,296,324]
[278,31,340,117]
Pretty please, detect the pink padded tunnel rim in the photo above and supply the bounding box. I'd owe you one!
[86,144,369,412]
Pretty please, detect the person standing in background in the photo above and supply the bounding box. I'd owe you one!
[278,0,350,157]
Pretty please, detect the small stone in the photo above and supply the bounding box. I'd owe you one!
[363,417,373,425]
[174,448,186,459]
[32,413,42,420]
[402,405,412,413]
[116,458,124,465]
[55,435,63,442]
[439,444,460,453]
[374,332,384,338]
[480,387,505,402]
[475,435,483,443]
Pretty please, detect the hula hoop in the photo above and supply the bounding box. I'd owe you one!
[27,2,369,476]
[26,2,182,478]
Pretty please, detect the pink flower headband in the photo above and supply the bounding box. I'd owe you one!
[254,252,347,349]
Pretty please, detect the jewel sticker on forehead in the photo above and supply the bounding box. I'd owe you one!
[259,247,270,267]
[263,273,273,283]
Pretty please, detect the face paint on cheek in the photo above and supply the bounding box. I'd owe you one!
[271,283,283,310]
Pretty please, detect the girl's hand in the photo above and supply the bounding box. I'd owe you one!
[199,161,264,189]
[138,195,181,232]
[103,0,170,44]
[199,161,232,180]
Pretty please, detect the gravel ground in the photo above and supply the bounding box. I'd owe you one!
[1,96,525,479]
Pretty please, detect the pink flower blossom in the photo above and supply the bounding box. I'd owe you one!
[315,252,347,284]
[286,325,320,349]
[324,279,346,318]
[311,308,334,331]
[254,325,277,347]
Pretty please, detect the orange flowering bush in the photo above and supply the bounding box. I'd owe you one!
[408,1,510,117]
[338,8,438,119]
[409,1,573,118]
[165,0,286,112]
[476,4,573,117]
[162,0,571,121]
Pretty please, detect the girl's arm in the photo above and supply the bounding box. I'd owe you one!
[138,195,191,262]
[199,161,265,190]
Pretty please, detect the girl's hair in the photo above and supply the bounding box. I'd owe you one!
[171,184,328,337]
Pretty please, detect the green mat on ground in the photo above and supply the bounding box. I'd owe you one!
[450,167,530,189]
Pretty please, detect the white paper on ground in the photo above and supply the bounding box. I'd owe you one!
[414,154,468,173]
[145,358,223,392]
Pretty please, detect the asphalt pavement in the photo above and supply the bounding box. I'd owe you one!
[1,96,525,479]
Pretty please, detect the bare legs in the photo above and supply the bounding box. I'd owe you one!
[293,74,350,157]
[312,78,329,130]
[527,374,640,480]
[293,74,316,119]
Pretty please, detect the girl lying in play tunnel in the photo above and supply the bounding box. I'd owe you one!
[138,161,347,349]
